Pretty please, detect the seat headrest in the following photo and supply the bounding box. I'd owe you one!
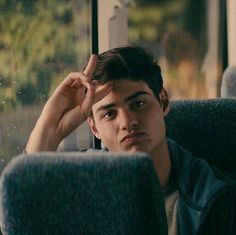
[165,98,236,177]
[221,66,236,97]
[0,152,167,235]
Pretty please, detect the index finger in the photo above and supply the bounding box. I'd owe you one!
[83,54,97,77]
[93,83,113,104]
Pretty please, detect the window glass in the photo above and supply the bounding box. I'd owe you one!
[128,0,226,100]
[0,0,92,172]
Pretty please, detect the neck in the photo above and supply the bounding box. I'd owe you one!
[151,139,171,189]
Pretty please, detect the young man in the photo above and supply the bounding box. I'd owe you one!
[26,46,235,234]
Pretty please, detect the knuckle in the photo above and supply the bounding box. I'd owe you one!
[78,71,84,78]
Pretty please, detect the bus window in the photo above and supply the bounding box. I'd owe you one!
[127,0,227,100]
[0,0,93,172]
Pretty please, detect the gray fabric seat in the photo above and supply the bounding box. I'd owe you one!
[165,98,236,178]
[221,66,236,98]
[0,152,167,235]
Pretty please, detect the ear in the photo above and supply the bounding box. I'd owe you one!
[159,88,170,116]
[87,117,101,139]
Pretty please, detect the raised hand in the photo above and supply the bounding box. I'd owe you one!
[26,55,112,153]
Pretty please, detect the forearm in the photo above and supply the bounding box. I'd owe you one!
[26,120,61,153]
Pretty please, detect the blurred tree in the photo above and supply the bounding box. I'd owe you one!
[16,82,37,105]
[0,0,90,108]
[129,0,206,58]
[129,0,187,43]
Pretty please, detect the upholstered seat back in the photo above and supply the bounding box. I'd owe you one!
[0,152,167,235]
[165,98,236,178]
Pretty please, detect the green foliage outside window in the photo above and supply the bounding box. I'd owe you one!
[0,0,90,111]
[0,0,91,171]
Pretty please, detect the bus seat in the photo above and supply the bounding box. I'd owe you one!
[0,152,167,235]
[165,98,236,178]
[220,66,236,98]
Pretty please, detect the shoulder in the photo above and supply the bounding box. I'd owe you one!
[167,139,234,206]
[167,138,234,186]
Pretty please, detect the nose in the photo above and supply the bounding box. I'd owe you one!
[119,109,138,131]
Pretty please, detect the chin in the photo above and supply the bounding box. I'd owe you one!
[126,145,148,154]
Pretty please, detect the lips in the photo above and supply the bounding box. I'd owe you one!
[121,132,146,143]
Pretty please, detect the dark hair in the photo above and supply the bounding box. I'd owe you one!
[93,45,163,100]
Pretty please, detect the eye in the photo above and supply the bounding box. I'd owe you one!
[132,100,146,110]
[102,110,116,120]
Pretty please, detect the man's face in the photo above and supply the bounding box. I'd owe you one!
[88,80,169,157]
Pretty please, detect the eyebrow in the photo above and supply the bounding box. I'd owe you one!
[95,91,149,114]
[124,91,149,103]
